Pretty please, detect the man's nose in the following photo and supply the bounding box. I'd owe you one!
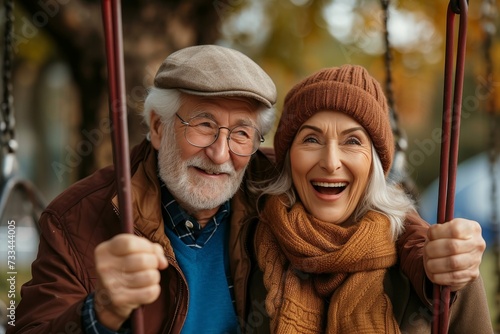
[204,128,231,164]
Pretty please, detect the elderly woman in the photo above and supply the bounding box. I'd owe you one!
[254,65,492,333]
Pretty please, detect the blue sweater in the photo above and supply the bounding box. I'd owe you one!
[165,221,239,333]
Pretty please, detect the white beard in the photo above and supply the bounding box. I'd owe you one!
[157,126,246,214]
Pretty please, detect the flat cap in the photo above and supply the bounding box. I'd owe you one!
[154,45,277,108]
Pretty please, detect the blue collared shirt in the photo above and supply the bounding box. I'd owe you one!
[159,179,231,248]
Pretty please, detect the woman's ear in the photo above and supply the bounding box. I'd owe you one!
[149,112,164,150]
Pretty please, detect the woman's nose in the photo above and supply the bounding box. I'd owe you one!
[319,143,342,172]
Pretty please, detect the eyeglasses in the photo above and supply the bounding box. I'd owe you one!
[175,113,264,156]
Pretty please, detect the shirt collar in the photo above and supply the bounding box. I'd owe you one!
[158,177,230,232]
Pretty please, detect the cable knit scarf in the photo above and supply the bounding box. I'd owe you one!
[255,195,401,333]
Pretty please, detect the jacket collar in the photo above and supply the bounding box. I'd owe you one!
[111,140,173,254]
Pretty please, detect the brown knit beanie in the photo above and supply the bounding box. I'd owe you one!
[274,65,394,174]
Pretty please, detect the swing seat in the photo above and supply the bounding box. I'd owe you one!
[0,152,46,268]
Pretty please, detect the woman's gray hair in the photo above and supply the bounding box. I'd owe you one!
[359,147,415,239]
[142,87,276,135]
[254,145,415,240]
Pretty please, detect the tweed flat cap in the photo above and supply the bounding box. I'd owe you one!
[154,45,277,108]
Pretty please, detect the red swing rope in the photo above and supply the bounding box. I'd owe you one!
[432,0,468,333]
[101,1,144,333]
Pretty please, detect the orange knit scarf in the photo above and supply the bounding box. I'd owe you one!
[256,195,401,333]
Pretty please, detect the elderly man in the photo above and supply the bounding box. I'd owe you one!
[10,45,486,334]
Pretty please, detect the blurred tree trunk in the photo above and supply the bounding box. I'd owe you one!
[17,0,225,180]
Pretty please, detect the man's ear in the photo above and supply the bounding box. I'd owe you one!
[149,112,164,150]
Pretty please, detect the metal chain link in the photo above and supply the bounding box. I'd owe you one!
[2,0,17,154]
[381,0,395,111]
[380,0,416,197]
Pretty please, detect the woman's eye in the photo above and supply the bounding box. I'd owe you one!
[303,136,319,144]
[346,137,361,145]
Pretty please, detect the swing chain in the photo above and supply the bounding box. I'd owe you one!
[380,0,415,196]
[1,0,17,154]
[380,0,403,149]
[380,0,404,150]
[381,0,394,110]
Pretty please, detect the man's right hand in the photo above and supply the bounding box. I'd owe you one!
[93,234,168,330]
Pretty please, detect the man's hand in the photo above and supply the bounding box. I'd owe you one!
[93,234,168,330]
[423,218,486,291]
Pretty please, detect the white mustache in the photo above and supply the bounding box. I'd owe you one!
[187,155,236,176]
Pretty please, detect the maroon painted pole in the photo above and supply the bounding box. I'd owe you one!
[101,0,144,333]
[432,1,468,333]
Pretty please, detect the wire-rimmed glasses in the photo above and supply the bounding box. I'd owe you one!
[175,113,264,156]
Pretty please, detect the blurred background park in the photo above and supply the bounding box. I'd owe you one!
[0,0,499,331]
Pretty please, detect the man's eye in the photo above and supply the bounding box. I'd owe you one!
[191,119,216,129]
[198,121,215,128]
[233,129,251,139]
